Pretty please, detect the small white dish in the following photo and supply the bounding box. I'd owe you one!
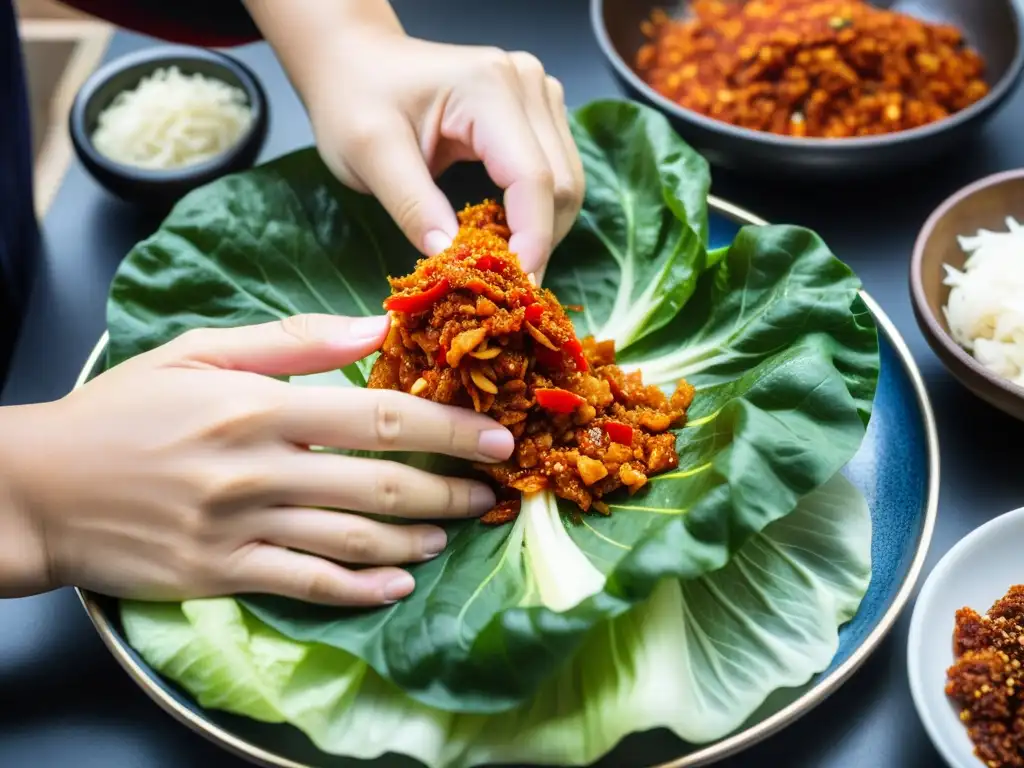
[908,506,1024,768]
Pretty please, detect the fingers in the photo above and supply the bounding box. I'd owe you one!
[268,452,496,519]
[277,386,515,463]
[508,53,585,263]
[161,314,391,377]
[443,56,554,273]
[343,114,459,256]
[542,75,586,249]
[226,543,416,606]
[249,507,448,565]
[442,51,585,274]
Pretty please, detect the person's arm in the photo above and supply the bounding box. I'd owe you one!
[57,0,260,47]
[0,314,512,603]
[243,0,403,106]
[0,405,51,598]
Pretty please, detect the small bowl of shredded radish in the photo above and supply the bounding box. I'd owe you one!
[69,45,268,209]
[912,168,1024,421]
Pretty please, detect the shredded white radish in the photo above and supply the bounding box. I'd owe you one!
[943,216,1024,386]
[91,66,253,170]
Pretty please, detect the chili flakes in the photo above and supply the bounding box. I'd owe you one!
[635,0,990,139]
[947,585,1024,767]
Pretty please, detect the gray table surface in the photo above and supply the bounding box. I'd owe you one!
[4,1,1024,766]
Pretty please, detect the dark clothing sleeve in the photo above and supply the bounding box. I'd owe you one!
[57,0,262,47]
[0,0,37,388]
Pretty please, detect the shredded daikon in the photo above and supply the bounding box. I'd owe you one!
[943,216,1024,386]
[91,66,253,170]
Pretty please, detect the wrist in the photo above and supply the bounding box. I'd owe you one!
[0,403,60,597]
[245,0,406,106]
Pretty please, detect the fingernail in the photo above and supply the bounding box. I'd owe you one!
[421,528,448,559]
[348,315,390,341]
[383,572,415,603]
[470,484,497,515]
[424,230,453,256]
[477,429,514,461]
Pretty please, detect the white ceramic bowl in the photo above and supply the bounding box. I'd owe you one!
[908,507,1024,768]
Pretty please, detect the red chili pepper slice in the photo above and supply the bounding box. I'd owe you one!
[535,387,584,414]
[534,344,563,370]
[562,337,589,372]
[524,303,545,325]
[383,278,450,314]
[474,255,503,272]
[604,421,634,445]
[519,292,537,306]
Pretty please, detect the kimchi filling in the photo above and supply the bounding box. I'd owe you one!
[367,201,694,522]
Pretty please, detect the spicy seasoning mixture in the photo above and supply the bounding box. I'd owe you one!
[367,201,694,524]
[947,585,1024,767]
[635,0,990,138]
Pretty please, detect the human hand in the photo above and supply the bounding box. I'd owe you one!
[0,314,513,604]
[247,0,585,279]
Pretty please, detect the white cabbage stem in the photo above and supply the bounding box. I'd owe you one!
[521,491,606,612]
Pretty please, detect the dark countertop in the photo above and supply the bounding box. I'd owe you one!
[4,1,1024,766]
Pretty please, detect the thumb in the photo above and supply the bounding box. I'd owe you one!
[347,118,459,256]
[162,314,390,377]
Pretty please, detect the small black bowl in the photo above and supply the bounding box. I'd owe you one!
[592,0,1024,179]
[69,45,268,209]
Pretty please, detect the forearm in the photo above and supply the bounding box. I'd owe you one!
[0,404,54,598]
[243,0,404,108]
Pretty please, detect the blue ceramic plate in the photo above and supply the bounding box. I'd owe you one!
[75,197,940,768]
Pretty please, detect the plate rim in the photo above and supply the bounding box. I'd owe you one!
[72,195,941,768]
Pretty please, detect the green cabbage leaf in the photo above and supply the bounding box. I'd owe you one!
[122,472,871,766]
[105,100,879,715]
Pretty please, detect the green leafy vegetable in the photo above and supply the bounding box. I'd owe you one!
[122,473,871,767]
[106,153,413,379]
[105,99,878,714]
[547,101,710,348]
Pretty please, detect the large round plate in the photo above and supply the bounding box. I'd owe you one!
[74,197,940,768]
